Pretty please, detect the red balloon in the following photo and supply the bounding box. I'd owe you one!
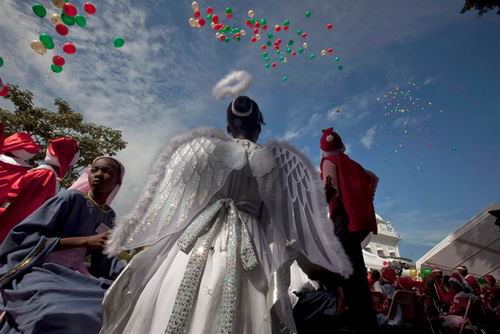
[250,36,257,43]
[219,35,225,42]
[56,24,69,36]
[261,45,267,50]
[291,51,297,56]
[255,21,261,28]
[194,11,201,18]
[0,85,9,97]
[63,3,78,17]
[271,62,277,68]
[327,47,333,54]
[212,15,219,24]
[246,20,252,28]
[283,26,289,31]
[253,28,259,34]
[206,7,214,14]
[226,13,233,19]
[327,23,334,30]
[83,2,96,15]
[53,55,65,67]
[198,18,206,27]
[63,42,77,54]
[213,24,222,31]
[261,25,268,31]
[301,32,308,38]
[275,38,282,45]
[275,25,281,32]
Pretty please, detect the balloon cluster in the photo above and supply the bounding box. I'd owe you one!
[30,1,99,73]
[186,3,344,75]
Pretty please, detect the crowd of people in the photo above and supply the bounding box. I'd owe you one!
[0,96,498,334]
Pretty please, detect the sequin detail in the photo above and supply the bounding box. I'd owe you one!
[169,199,259,334]
[165,209,224,334]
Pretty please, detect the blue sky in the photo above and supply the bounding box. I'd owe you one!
[1,0,499,261]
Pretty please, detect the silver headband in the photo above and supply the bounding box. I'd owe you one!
[231,99,253,117]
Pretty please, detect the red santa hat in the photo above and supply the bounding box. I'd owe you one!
[483,275,496,286]
[44,137,80,178]
[449,273,464,288]
[397,276,415,290]
[320,128,345,155]
[2,133,41,160]
[465,275,480,294]
[381,267,396,284]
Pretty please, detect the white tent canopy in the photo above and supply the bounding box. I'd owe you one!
[416,203,500,279]
[363,250,386,270]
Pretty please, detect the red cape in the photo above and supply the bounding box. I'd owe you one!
[0,159,31,204]
[0,168,57,242]
[321,152,378,234]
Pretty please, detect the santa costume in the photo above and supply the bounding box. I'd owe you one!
[320,127,379,332]
[0,132,41,205]
[0,137,79,242]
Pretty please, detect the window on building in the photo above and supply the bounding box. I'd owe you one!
[377,250,385,257]
[389,252,396,258]
[365,247,372,254]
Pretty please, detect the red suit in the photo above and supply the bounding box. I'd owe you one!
[320,128,379,234]
[0,132,41,205]
[0,167,58,240]
[0,137,79,242]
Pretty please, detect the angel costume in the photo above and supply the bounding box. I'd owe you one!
[101,128,352,334]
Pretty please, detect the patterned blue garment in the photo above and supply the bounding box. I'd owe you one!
[0,190,124,334]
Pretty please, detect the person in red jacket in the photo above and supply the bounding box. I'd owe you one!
[320,127,379,332]
[0,137,79,242]
[0,132,41,204]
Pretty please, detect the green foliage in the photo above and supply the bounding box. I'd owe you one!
[0,85,127,187]
[461,0,500,15]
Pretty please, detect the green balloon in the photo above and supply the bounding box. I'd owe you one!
[309,53,316,60]
[224,37,230,43]
[275,50,281,55]
[335,56,341,62]
[225,7,232,14]
[39,33,54,50]
[0,57,4,68]
[249,18,256,25]
[51,64,63,73]
[298,47,304,54]
[75,15,87,27]
[262,52,268,58]
[280,55,285,62]
[61,13,75,26]
[231,28,240,34]
[235,36,241,42]
[267,33,273,39]
[260,18,267,26]
[338,65,344,71]
[282,76,288,82]
[305,10,312,18]
[264,56,270,61]
[283,20,290,26]
[207,14,213,21]
[113,37,125,48]
[286,48,292,55]
[287,40,294,46]
[264,63,270,69]
[296,29,303,36]
[32,3,47,18]
[266,41,272,47]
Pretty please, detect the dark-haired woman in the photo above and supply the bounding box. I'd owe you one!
[0,157,125,334]
[101,96,352,334]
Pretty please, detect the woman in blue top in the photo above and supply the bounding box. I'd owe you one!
[0,157,125,334]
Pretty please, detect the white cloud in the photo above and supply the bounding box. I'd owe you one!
[360,126,377,149]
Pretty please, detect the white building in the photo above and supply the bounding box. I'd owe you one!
[364,214,402,260]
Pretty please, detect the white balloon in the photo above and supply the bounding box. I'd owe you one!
[31,40,47,55]
[191,1,199,12]
[303,42,309,49]
[189,18,196,27]
[248,10,254,18]
[50,13,62,25]
[240,29,246,36]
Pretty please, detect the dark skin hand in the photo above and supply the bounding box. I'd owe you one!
[58,158,120,251]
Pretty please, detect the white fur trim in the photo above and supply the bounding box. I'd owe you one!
[0,154,31,167]
[326,134,334,142]
[9,149,36,160]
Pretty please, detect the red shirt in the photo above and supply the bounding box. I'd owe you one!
[0,167,58,242]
